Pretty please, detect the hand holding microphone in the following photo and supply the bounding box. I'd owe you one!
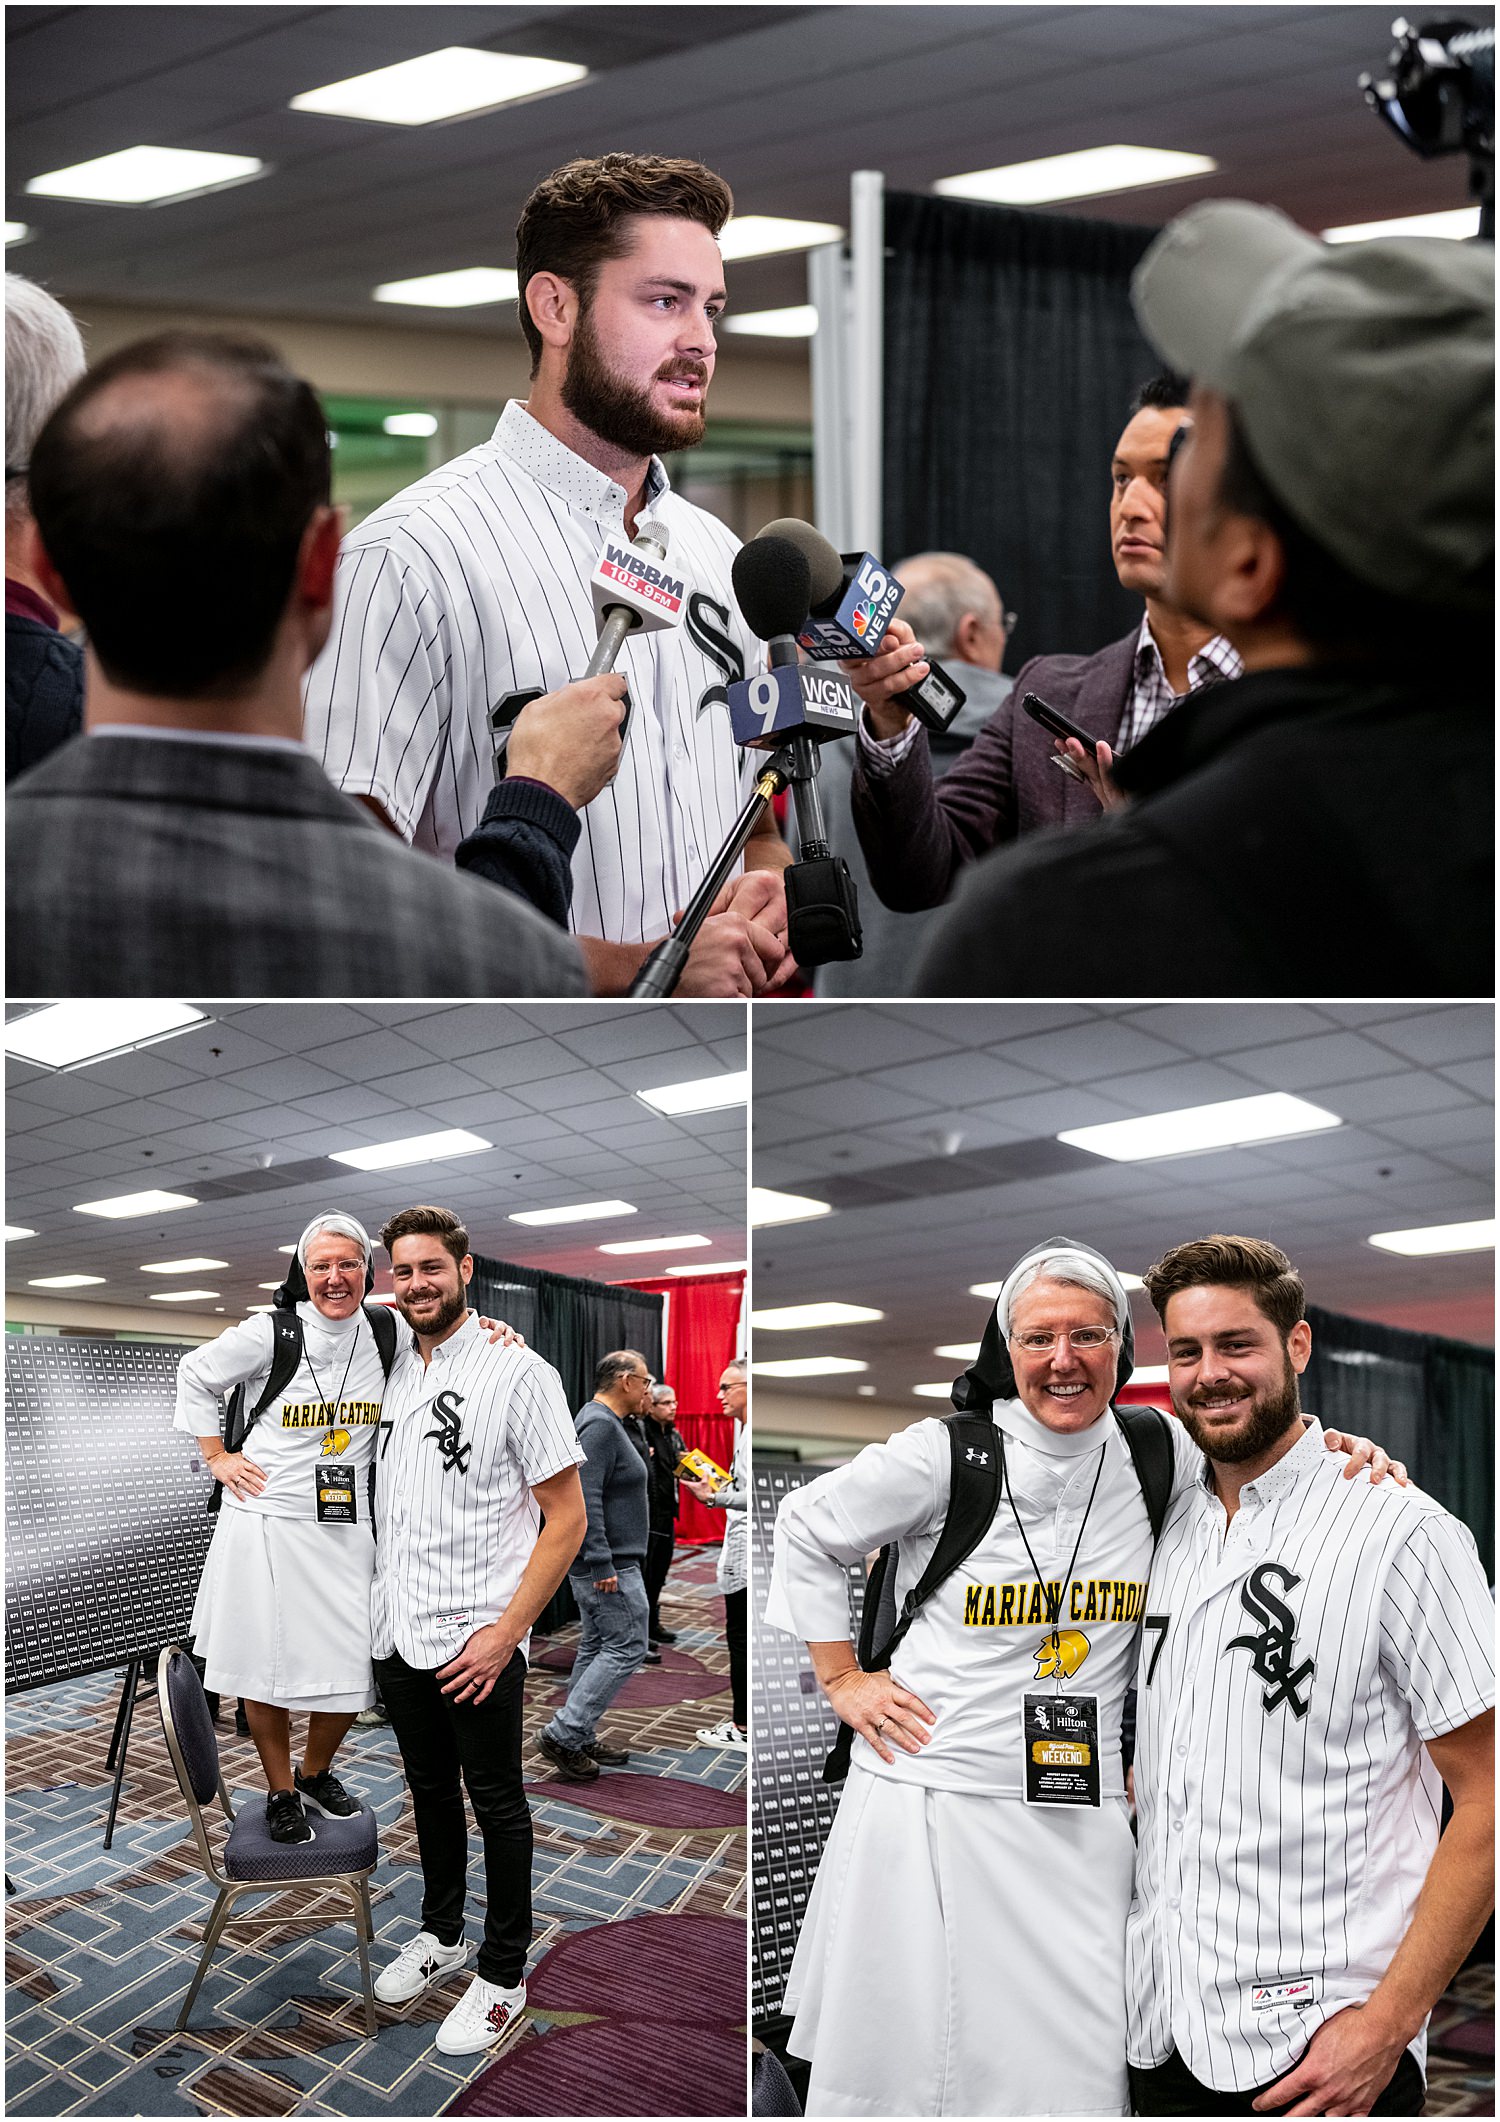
[506,673,629,809]
[755,518,968,735]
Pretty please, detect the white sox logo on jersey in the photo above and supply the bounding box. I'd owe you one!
[426,1388,472,1475]
[1226,1562,1315,1718]
[686,595,746,715]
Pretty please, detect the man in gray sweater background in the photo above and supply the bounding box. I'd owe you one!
[536,1351,653,1784]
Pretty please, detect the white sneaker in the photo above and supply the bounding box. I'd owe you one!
[373,1929,469,2005]
[434,1973,527,2056]
[696,1720,748,1752]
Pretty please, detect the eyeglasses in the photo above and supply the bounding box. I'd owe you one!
[1009,1327,1119,1354]
[308,1258,365,1277]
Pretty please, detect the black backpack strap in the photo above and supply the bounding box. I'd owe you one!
[1113,1402,1174,1543]
[206,1312,303,1514]
[364,1300,399,1377]
[823,1411,1002,1782]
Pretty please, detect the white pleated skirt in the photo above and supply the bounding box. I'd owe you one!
[189,1507,376,1712]
[785,1764,1135,2117]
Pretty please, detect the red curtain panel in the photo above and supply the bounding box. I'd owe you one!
[615,1270,743,1545]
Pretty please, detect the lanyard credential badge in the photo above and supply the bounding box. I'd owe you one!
[1022,1691,1100,1806]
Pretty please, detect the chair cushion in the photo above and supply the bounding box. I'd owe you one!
[224,1799,378,1881]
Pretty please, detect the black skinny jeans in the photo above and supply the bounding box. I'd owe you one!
[725,1586,747,1727]
[643,1527,675,1634]
[1130,2046,1425,2116]
[373,1645,531,1988]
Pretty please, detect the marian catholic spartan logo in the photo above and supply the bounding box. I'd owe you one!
[1226,1563,1315,1718]
[426,1388,472,1475]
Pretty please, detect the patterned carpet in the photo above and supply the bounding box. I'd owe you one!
[1426,1964,1495,2116]
[5,1547,746,2118]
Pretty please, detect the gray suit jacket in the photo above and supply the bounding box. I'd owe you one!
[6,734,588,997]
[850,628,1138,912]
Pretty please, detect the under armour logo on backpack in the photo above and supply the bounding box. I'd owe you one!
[425,1388,472,1475]
[964,1447,990,1466]
[1226,1562,1315,1718]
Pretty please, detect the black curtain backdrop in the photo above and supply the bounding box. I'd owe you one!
[883,192,1160,670]
[469,1255,665,1634]
[1303,1303,1495,1577]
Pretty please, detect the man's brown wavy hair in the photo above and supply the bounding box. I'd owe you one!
[515,153,733,375]
[1142,1235,1306,1339]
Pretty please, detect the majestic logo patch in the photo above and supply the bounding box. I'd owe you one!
[426,1387,472,1475]
[1226,1562,1314,1718]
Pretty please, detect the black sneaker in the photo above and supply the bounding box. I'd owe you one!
[584,1739,630,1767]
[295,1765,361,1818]
[642,1649,662,1665]
[266,1789,314,1844]
[651,1627,678,1645]
[535,1730,600,1783]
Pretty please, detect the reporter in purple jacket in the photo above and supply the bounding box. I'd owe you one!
[845,374,1240,916]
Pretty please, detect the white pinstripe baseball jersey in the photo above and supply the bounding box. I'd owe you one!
[370,1311,585,1669]
[302,400,764,945]
[1126,1417,1495,2092]
[767,1397,1204,1794]
[174,1303,386,1521]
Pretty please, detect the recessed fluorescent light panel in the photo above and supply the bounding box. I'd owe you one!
[29,1274,105,1288]
[937,145,1216,207]
[597,1235,710,1256]
[752,1303,883,1331]
[74,1189,198,1219]
[751,1187,831,1227]
[291,48,586,126]
[1368,1219,1495,1256]
[374,268,518,309]
[1059,1093,1340,1163]
[723,306,818,338]
[1323,207,1480,242]
[510,1200,637,1227]
[6,1226,37,1241]
[330,1129,490,1172]
[1131,1365,1171,1386]
[6,222,32,245]
[752,1356,869,1378]
[913,1382,955,1398]
[637,1071,749,1115]
[3,1001,205,1069]
[934,1342,982,1362]
[26,146,265,205]
[383,412,438,437]
[667,1259,746,1276]
[149,1289,219,1303]
[141,1258,228,1274]
[718,216,843,261]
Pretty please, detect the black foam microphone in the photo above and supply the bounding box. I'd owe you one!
[757,517,968,734]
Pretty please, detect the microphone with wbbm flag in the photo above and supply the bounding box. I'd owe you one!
[756,517,968,733]
[490,517,682,770]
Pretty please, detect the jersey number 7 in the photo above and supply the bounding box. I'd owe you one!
[1143,1614,1170,1685]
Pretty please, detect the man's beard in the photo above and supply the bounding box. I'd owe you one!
[560,304,708,458]
[1173,1357,1302,1465]
[397,1284,468,1338]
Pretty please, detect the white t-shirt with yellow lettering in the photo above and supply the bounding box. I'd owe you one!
[174,1302,388,1522]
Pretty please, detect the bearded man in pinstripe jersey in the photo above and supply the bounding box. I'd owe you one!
[1127,1236,1494,2120]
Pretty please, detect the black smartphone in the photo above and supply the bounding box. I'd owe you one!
[1021,691,1098,756]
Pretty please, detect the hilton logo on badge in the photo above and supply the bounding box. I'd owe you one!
[797,555,905,660]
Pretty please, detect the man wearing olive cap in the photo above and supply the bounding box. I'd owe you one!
[917,200,1493,998]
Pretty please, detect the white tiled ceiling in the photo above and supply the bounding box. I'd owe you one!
[5,1002,746,1316]
[751,1003,1495,1405]
[7,6,1473,336]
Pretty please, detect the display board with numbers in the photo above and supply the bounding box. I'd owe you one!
[5,1335,215,1692]
[751,1459,866,2028]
